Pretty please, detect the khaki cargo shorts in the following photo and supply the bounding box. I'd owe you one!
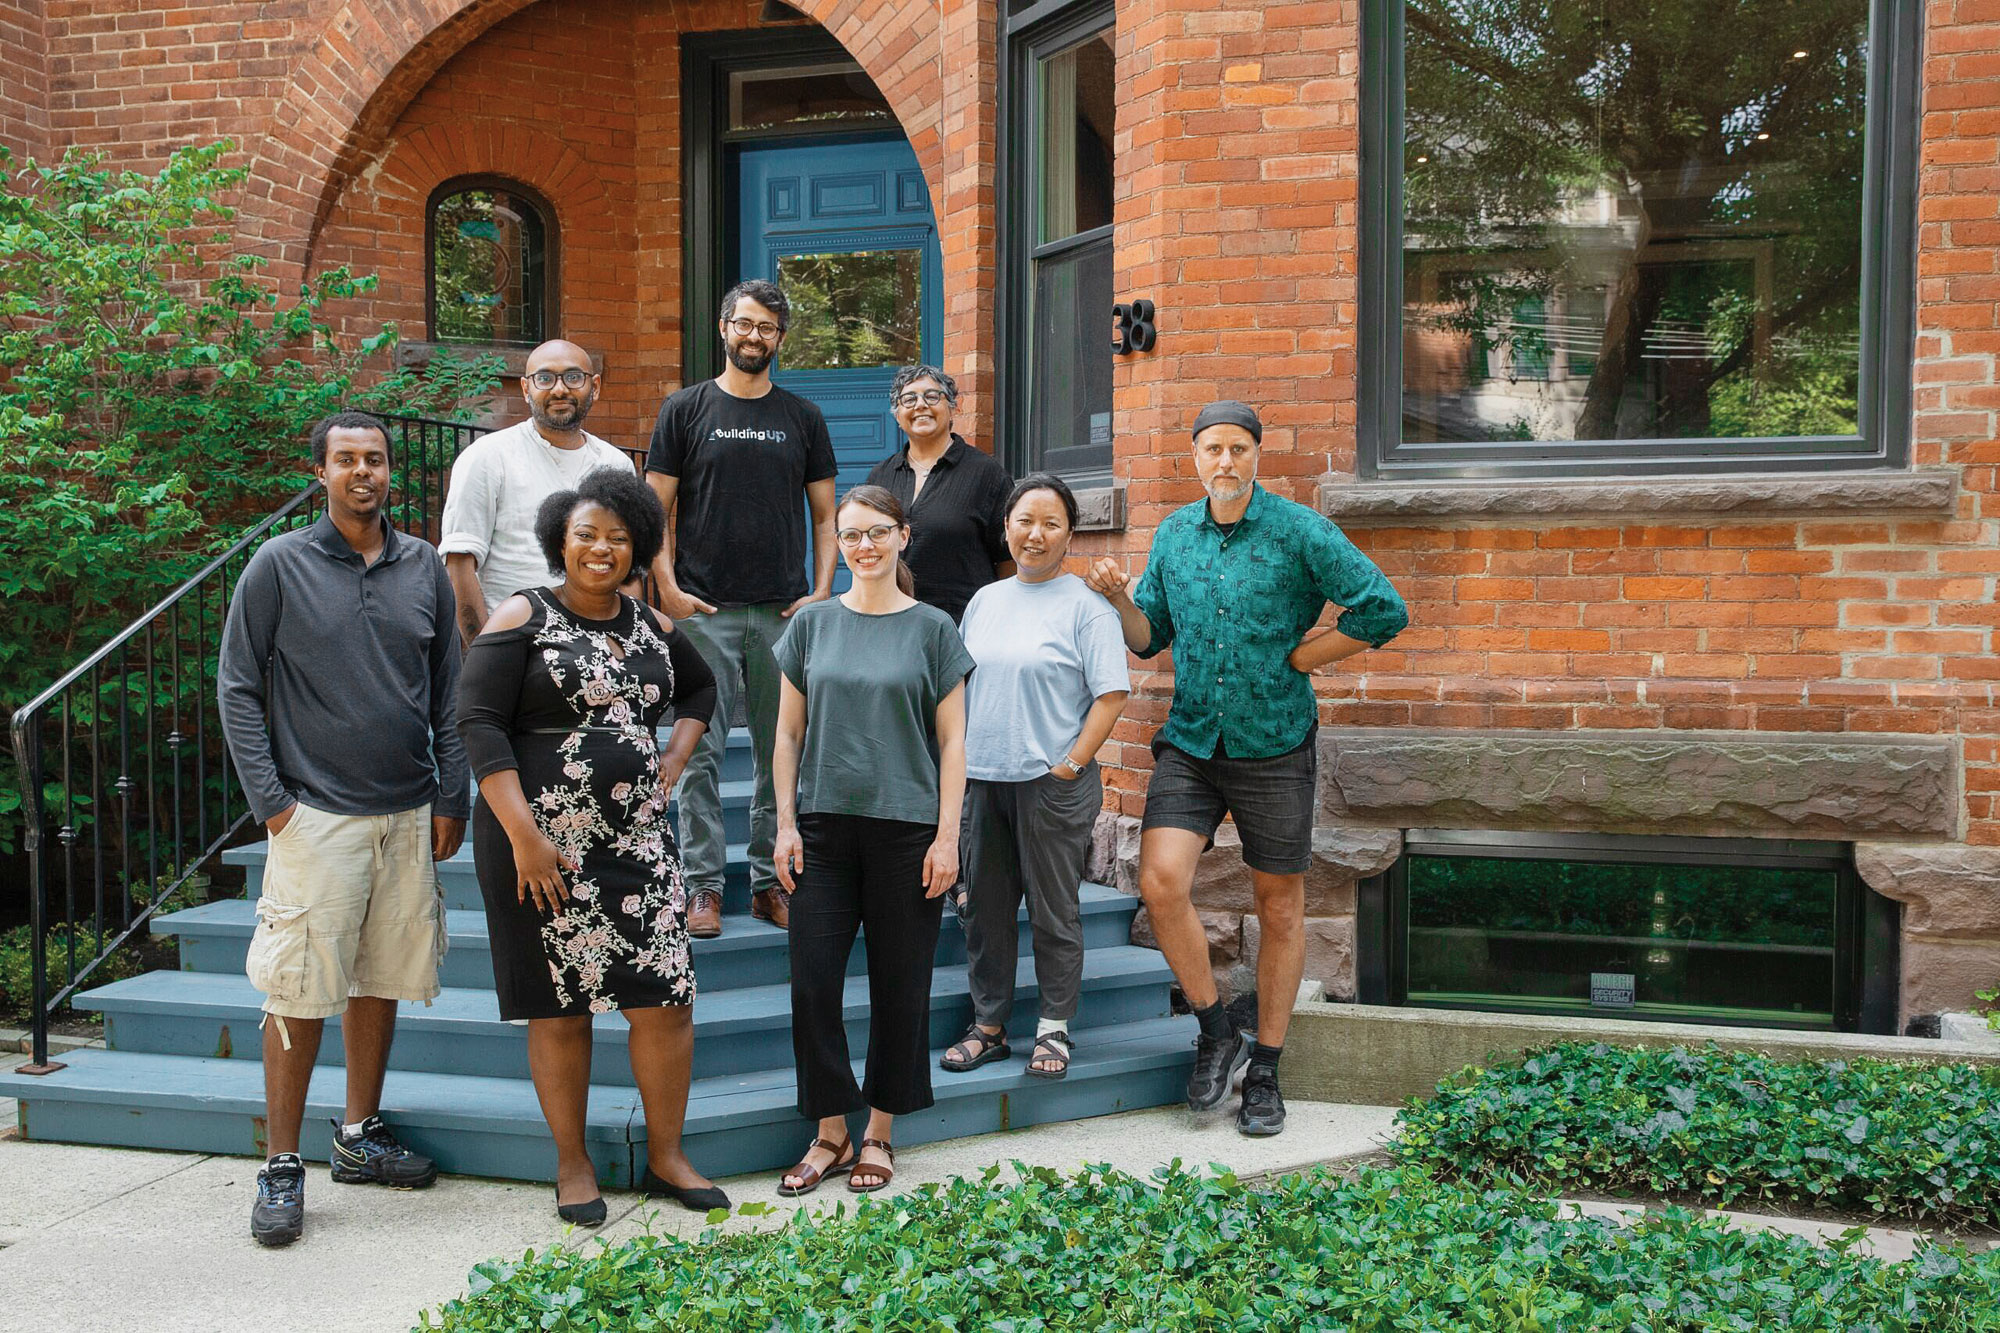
[244,801,446,1039]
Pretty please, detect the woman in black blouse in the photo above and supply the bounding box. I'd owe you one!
[457,466,725,1225]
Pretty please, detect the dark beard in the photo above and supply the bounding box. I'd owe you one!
[532,394,594,432]
[724,340,773,375]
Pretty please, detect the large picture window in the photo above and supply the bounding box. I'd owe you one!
[1003,1,1115,479]
[1360,0,1920,476]
[427,177,556,347]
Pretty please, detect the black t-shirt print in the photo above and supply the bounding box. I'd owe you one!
[645,380,838,607]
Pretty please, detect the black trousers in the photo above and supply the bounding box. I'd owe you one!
[789,812,945,1119]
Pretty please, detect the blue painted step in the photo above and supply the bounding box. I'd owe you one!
[155,882,1142,990]
[0,1017,1198,1184]
[225,836,759,914]
[82,947,1174,1084]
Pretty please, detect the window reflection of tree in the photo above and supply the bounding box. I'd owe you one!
[775,251,922,370]
[1400,0,1868,446]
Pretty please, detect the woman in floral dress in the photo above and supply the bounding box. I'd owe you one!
[458,467,726,1225]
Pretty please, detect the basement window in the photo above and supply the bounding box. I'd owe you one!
[1358,831,1898,1034]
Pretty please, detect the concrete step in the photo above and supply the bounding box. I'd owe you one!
[0,1016,1198,1184]
[154,882,1142,989]
[80,946,1176,1084]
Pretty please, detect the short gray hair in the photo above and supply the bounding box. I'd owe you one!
[889,364,958,406]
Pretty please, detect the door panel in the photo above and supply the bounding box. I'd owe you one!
[735,136,942,491]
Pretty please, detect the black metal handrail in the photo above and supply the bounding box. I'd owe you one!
[6,412,500,1072]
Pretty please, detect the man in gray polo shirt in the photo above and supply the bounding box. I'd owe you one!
[218,411,471,1248]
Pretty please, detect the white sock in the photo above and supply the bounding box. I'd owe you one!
[1035,1019,1070,1041]
[342,1120,370,1138]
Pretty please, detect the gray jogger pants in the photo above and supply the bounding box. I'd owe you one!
[960,765,1101,1027]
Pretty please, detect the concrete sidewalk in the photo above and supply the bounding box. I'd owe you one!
[0,1101,1399,1333]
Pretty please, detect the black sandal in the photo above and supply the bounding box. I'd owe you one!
[1025,1029,1072,1080]
[939,1023,1010,1072]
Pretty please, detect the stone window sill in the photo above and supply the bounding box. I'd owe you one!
[1319,470,1958,522]
[396,341,604,376]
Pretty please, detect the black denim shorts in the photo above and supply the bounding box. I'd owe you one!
[1140,733,1318,875]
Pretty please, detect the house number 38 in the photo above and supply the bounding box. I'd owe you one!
[1112,299,1157,354]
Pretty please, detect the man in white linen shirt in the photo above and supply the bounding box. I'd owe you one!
[440,339,634,646]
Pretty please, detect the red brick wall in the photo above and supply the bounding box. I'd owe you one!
[1092,0,2000,857]
[0,0,49,164]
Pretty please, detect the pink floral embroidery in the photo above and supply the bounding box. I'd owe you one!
[521,593,697,1014]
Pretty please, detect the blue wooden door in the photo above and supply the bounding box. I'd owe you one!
[735,136,943,588]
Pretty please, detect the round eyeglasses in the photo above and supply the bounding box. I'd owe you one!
[526,369,593,390]
[836,524,899,548]
[726,318,783,339]
[892,389,950,409]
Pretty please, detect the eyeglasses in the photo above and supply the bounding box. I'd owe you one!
[836,524,899,548]
[526,369,593,390]
[726,317,783,339]
[892,389,950,409]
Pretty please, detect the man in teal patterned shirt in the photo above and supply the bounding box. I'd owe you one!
[1088,400,1406,1136]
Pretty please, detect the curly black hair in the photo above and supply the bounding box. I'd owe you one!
[534,466,666,577]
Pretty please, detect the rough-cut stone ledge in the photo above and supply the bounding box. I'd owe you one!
[1073,483,1126,532]
[396,341,605,376]
[1854,843,2000,938]
[1319,470,1958,521]
[1318,728,1957,839]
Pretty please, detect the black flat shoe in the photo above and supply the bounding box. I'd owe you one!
[639,1166,730,1213]
[554,1187,607,1227]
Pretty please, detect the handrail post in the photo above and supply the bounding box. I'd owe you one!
[13,711,64,1074]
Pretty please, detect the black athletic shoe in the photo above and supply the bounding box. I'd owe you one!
[1186,1027,1253,1112]
[329,1115,439,1189]
[1238,1065,1287,1136]
[251,1156,306,1247]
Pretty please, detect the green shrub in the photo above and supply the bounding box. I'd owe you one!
[0,139,498,853]
[0,921,145,1018]
[1393,1041,2000,1225]
[418,1163,2000,1332]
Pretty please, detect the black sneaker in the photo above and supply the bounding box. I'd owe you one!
[1238,1064,1286,1136]
[1186,1027,1253,1112]
[330,1115,439,1189]
[252,1155,305,1247]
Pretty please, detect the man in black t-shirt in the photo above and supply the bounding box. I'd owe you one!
[646,279,838,936]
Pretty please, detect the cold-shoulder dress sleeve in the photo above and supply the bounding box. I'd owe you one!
[457,619,537,780]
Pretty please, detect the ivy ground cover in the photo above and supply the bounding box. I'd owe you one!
[1393,1042,2000,1226]
[417,1163,2000,1332]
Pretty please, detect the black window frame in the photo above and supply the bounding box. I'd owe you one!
[1356,829,1901,1035]
[424,174,560,349]
[1357,0,1923,480]
[999,0,1117,483]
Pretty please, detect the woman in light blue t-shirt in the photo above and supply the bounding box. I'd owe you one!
[943,473,1129,1081]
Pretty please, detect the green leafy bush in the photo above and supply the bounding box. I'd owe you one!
[1393,1041,2000,1225]
[0,139,497,851]
[0,922,144,1018]
[418,1163,2000,1332]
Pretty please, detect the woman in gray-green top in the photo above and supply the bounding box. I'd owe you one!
[770,484,975,1197]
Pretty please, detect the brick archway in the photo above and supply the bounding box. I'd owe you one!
[239,0,946,282]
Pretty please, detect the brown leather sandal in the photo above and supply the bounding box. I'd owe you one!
[846,1137,895,1194]
[777,1134,855,1198]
